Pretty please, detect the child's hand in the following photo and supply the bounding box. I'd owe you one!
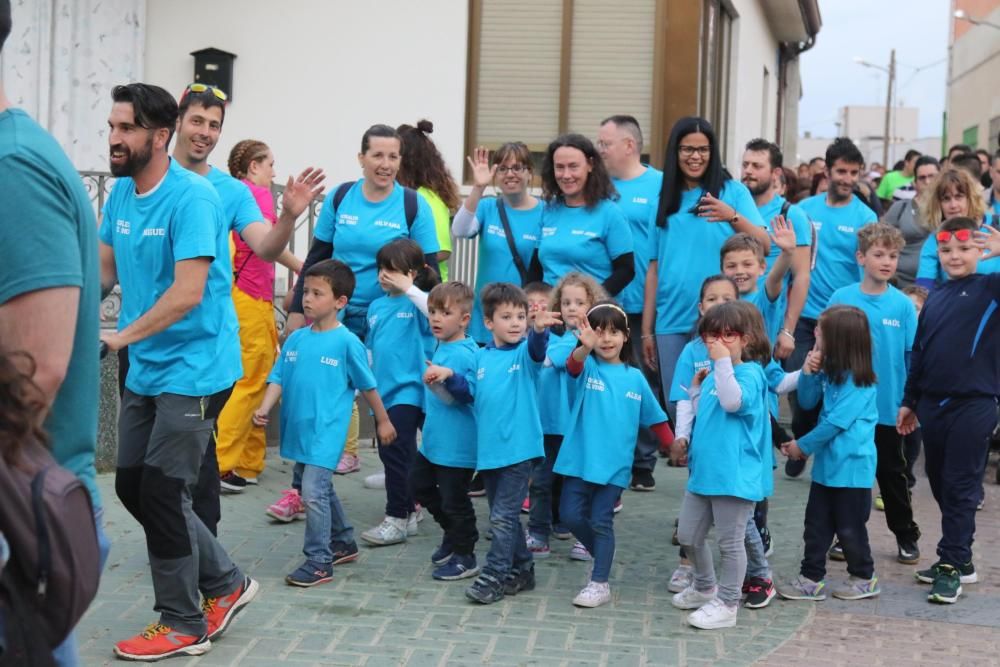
[707,338,730,361]
[896,407,919,435]
[691,367,710,389]
[781,440,805,461]
[977,224,1000,260]
[803,348,822,375]
[379,269,414,293]
[769,214,797,254]
[530,309,562,333]
[424,361,454,384]
[670,437,688,466]
[573,315,598,349]
[376,417,397,445]
[251,408,269,427]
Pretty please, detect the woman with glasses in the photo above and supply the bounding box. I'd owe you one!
[641,117,770,416]
[881,156,939,288]
[452,143,543,344]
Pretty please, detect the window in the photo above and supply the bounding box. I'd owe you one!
[963,124,979,149]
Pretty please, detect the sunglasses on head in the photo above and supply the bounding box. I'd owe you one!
[936,229,973,243]
[182,82,228,103]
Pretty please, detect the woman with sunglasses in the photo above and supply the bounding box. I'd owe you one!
[914,168,995,289]
[452,143,543,344]
[642,117,770,416]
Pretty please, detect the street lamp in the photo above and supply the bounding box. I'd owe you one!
[954,8,1000,31]
[853,51,896,170]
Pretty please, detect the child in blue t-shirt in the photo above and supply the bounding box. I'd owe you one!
[410,282,482,581]
[361,240,438,547]
[778,305,880,603]
[670,301,772,630]
[828,223,920,565]
[427,283,560,604]
[527,273,607,561]
[555,302,673,608]
[253,260,396,587]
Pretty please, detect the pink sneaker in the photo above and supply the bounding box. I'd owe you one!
[335,453,361,475]
[266,489,306,522]
[521,497,530,513]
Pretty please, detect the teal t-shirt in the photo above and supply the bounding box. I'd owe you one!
[468,197,542,344]
[537,199,633,288]
[688,361,772,501]
[204,166,261,234]
[0,109,101,507]
[648,180,767,334]
[313,180,440,310]
[100,159,242,397]
[268,325,375,468]
[916,223,1000,285]
[797,194,877,319]
[366,294,435,410]
[555,357,667,488]
[757,194,812,272]
[538,330,578,435]
[828,283,917,425]
[612,166,663,312]
[668,338,710,402]
[743,278,786,347]
[422,337,479,469]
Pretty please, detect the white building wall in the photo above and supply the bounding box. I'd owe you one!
[946,5,1000,149]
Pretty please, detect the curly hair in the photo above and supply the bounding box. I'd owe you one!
[917,168,987,233]
[541,133,617,208]
[227,139,270,180]
[0,349,49,466]
[396,120,461,212]
[549,271,608,316]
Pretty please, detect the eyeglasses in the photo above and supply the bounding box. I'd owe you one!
[496,164,527,175]
[182,82,228,103]
[679,145,711,157]
[936,229,973,243]
[701,329,742,344]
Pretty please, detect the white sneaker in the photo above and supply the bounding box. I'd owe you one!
[406,512,419,537]
[671,584,717,610]
[573,581,611,608]
[361,516,407,546]
[363,471,385,489]
[668,564,694,593]
[569,541,592,562]
[687,598,738,629]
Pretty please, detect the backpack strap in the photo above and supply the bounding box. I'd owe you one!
[332,181,355,213]
[780,200,791,219]
[402,187,418,230]
[31,468,52,598]
[496,198,529,285]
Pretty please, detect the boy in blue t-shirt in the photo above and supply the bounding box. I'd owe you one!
[429,282,560,604]
[899,218,1000,604]
[828,223,920,565]
[410,282,482,581]
[253,260,396,587]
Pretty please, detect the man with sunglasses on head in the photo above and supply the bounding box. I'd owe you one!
[99,83,257,661]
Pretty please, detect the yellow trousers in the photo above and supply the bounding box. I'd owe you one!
[216,287,278,478]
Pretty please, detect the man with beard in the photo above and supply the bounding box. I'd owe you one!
[740,139,813,362]
[99,83,256,661]
[783,137,877,479]
[0,2,106,664]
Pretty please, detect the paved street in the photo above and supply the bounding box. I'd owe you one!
[77,443,1000,666]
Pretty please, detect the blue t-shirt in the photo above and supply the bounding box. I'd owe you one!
[798,194,877,319]
[537,199,633,288]
[743,278,786,347]
[613,166,662,312]
[757,194,812,272]
[688,361,772,501]
[555,357,667,488]
[204,166,261,235]
[268,325,375,468]
[313,180,440,309]
[467,340,544,469]
[797,372,878,488]
[649,180,766,334]
[468,197,542,344]
[100,159,242,396]
[538,330,578,435]
[669,338,710,402]
[422,337,479,469]
[916,225,1000,285]
[828,284,917,425]
[366,294,435,410]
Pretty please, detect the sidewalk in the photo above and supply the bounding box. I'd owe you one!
[76,445,1000,666]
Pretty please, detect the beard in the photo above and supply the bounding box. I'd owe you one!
[742,177,770,197]
[109,135,154,178]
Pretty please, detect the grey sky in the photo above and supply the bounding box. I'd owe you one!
[799,0,949,139]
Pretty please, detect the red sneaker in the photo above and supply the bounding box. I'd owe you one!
[203,576,259,641]
[113,623,210,661]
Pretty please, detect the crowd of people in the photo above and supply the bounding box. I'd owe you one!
[2,3,1000,663]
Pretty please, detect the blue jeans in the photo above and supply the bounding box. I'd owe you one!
[342,303,370,342]
[744,513,770,580]
[528,435,563,541]
[559,477,620,582]
[655,333,690,422]
[298,463,354,564]
[481,460,535,581]
[53,507,112,667]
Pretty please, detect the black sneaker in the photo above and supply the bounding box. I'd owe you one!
[503,567,536,596]
[896,540,920,565]
[430,540,454,566]
[785,457,806,478]
[743,577,776,609]
[760,526,773,558]
[915,560,977,584]
[928,564,962,604]
[828,541,845,561]
[465,573,504,604]
[629,468,655,492]
[220,471,247,493]
[331,541,359,565]
[467,474,486,497]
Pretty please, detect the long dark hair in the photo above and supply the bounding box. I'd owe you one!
[375,239,440,292]
[656,116,730,227]
[582,301,633,363]
[817,305,876,386]
[396,120,461,212]
[541,133,617,208]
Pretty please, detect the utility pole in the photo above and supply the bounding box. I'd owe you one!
[882,49,895,169]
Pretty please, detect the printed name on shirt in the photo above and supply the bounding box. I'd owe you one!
[837,225,855,234]
[542,226,557,237]
[882,318,901,328]
[523,234,538,242]
[116,219,131,235]
[142,228,165,237]
[694,360,711,371]
[486,224,507,238]
[374,219,402,230]
[397,312,414,319]
[632,196,648,205]
[571,229,598,238]
[320,356,339,367]
[585,376,606,392]
[286,350,298,363]
[508,363,522,374]
[625,391,642,402]
[477,367,486,380]
[338,214,358,226]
